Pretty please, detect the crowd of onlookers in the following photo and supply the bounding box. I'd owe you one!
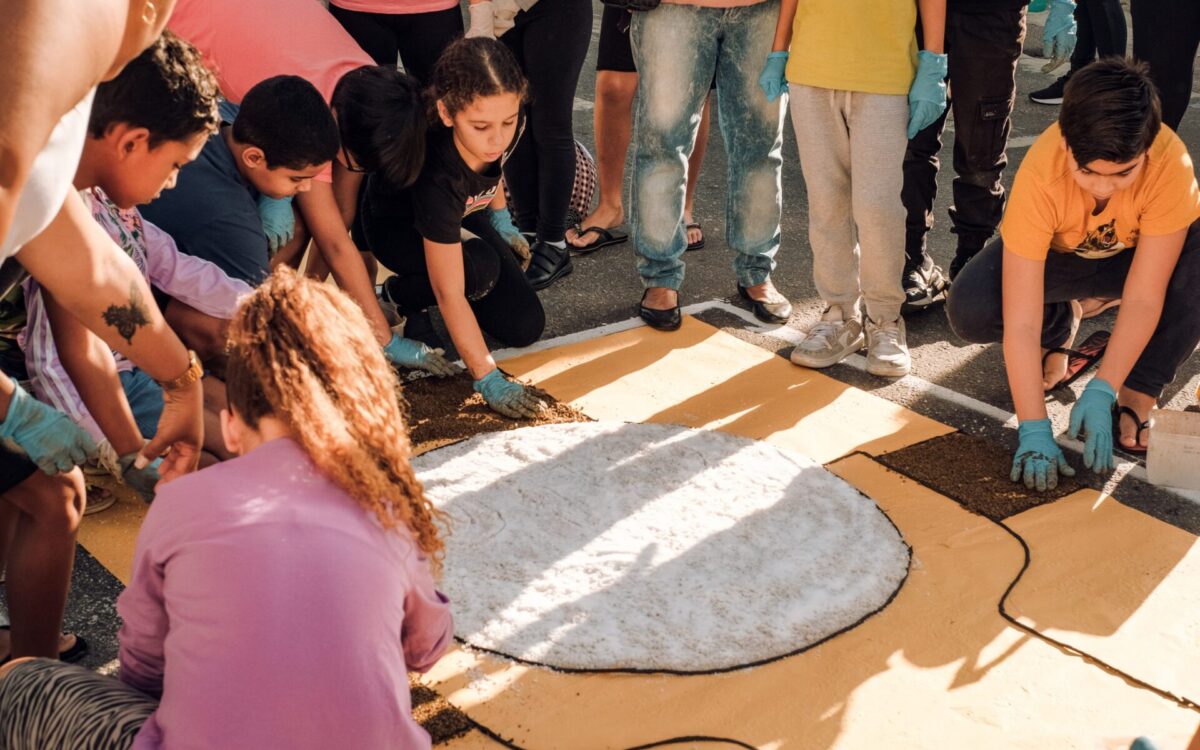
[0,0,1198,747]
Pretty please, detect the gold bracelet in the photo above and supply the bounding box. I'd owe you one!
[156,350,203,391]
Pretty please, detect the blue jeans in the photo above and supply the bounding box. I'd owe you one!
[118,369,163,440]
[630,0,784,291]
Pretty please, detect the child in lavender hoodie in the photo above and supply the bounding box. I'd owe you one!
[0,268,454,750]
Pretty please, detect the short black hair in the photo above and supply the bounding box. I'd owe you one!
[89,31,220,147]
[331,66,426,188]
[233,75,339,170]
[1061,57,1162,167]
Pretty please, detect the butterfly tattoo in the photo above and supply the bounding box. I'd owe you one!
[102,284,150,345]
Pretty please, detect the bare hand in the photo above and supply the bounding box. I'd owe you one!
[138,380,203,482]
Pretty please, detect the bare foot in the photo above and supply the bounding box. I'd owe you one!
[1042,300,1082,391]
[641,287,678,311]
[1079,297,1120,319]
[1115,388,1156,451]
[566,204,624,248]
[683,209,703,248]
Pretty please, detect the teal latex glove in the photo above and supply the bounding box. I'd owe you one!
[119,450,162,501]
[758,51,789,103]
[0,382,97,475]
[473,368,547,419]
[907,51,949,139]
[1011,418,1076,491]
[1043,0,1078,61]
[489,207,530,265]
[1067,378,1116,473]
[256,194,296,253]
[384,332,460,377]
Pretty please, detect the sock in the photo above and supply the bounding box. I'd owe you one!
[544,240,566,250]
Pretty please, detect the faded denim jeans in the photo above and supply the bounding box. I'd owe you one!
[630,0,784,291]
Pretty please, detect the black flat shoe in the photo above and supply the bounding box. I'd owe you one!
[639,290,681,331]
[737,285,792,324]
[400,308,445,350]
[525,241,573,291]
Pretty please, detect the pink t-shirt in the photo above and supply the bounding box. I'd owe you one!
[118,437,454,750]
[330,0,458,13]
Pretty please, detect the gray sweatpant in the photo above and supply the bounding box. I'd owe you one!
[789,84,908,322]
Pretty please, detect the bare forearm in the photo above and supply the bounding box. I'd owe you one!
[772,0,798,52]
[1004,333,1048,422]
[1096,298,1162,391]
[918,0,947,53]
[436,294,495,380]
[320,238,392,343]
[46,290,143,454]
[0,371,13,421]
[16,192,189,381]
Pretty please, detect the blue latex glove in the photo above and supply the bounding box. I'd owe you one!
[758,51,789,103]
[383,333,459,377]
[119,450,162,501]
[473,368,547,419]
[489,208,530,266]
[1011,418,1076,491]
[256,194,296,253]
[1043,0,1078,62]
[0,382,97,475]
[1068,378,1116,473]
[907,50,949,139]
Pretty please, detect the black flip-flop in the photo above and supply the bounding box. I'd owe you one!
[0,625,89,665]
[569,226,627,255]
[686,222,705,251]
[1043,330,1110,390]
[1113,404,1150,455]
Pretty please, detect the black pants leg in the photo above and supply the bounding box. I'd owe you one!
[1132,0,1200,130]
[359,208,545,348]
[901,9,1026,273]
[500,0,593,243]
[947,222,1200,398]
[328,5,462,83]
[1070,0,1127,71]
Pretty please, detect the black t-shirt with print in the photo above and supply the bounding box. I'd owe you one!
[361,125,504,248]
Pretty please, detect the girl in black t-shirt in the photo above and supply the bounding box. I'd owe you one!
[354,37,547,419]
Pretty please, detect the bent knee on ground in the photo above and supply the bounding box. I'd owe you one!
[17,469,85,534]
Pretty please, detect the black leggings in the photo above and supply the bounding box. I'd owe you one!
[1070,0,1127,72]
[327,4,463,83]
[500,0,593,243]
[357,210,545,348]
[1131,0,1200,130]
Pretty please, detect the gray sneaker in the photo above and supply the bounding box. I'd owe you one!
[865,316,911,377]
[790,306,865,369]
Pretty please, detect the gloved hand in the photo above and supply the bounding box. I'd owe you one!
[118,450,162,502]
[758,51,789,103]
[907,50,949,139]
[256,194,296,253]
[1068,377,1116,473]
[1011,418,1076,491]
[473,368,547,419]
[466,0,496,38]
[1043,0,1078,62]
[0,382,97,475]
[384,333,460,377]
[489,207,531,269]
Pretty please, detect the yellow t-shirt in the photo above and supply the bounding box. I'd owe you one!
[1001,123,1200,261]
[785,1,918,95]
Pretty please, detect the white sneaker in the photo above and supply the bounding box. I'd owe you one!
[790,306,865,369]
[865,316,911,377]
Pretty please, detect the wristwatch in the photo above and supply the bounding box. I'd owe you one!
[156,350,203,391]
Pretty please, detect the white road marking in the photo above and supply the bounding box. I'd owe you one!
[486,299,1199,503]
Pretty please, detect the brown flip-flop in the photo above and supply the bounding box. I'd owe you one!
[1043,330,1110,390]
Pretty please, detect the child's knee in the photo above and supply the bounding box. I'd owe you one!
[945,288,998,344]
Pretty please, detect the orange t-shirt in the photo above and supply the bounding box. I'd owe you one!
[168,0,375,184]
[1000,123,1200,261]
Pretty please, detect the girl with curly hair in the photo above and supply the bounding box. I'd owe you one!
[0,267,453,750]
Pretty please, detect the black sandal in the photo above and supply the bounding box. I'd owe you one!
[0,626,89,665]
[1043,330,1110,390]
[685,222,705,251]
[1112,404,1150,455]
[569,226,628,255]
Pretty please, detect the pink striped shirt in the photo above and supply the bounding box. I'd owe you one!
[20,188,250,441]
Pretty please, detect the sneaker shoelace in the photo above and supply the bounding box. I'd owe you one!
[871,322,904,356]
[801,320,842,351]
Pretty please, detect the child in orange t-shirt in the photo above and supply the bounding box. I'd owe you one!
[947,58,1200,490]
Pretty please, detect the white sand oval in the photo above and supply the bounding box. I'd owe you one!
[414,422,909,673]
